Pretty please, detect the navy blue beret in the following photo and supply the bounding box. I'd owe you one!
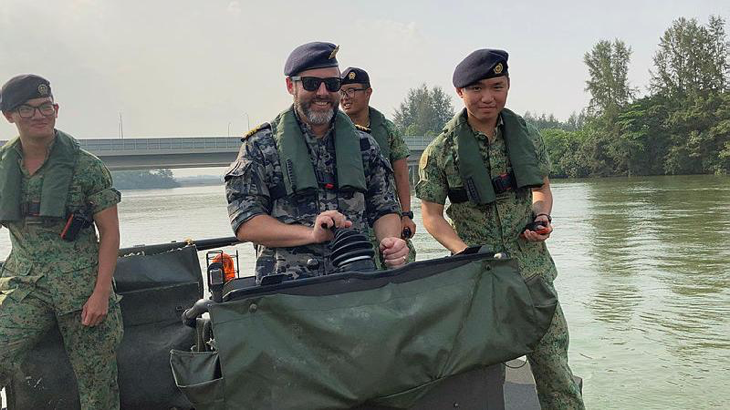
[0,74,52,112]
[341,67,370,86]
[284,42,340,76]
[452,49,509,88]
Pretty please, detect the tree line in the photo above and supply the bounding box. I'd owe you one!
[112,169,180,189]
[393,15,730,177]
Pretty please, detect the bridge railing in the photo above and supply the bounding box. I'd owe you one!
[1,135,432,155]
[404,135,434,151]
[77,137,242,152]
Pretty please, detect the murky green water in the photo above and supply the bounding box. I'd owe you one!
[2,175,728,409]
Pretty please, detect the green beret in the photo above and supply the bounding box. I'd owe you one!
[452,49,509,88]
[284,42,340,76]
[0,74,52,112]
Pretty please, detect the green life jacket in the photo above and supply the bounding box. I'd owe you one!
[368,107,390,161]
[270,107,366,196]
[0,130,79,222]
[449,108,543,204]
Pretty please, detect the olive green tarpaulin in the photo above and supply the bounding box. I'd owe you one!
[171,251,557,410]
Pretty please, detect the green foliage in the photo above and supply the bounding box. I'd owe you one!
[532,15,730,178]
[584,39,636,116]
[393,83,455,137]
[650,16,729,97]
[541,128,589,178]
[112,169,180,189]
[524,111,585,132]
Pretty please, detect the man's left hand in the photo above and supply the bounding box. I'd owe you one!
[81,289,110,327]
[380,237,409,268]
[522,214,553,242]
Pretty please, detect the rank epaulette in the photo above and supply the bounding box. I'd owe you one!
[242,122,271,141]
[354,124,372,134]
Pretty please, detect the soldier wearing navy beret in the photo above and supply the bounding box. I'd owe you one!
[225,42,408,284]
[0,74,124,409]
[417,50,586,409]
[339,66,417,267]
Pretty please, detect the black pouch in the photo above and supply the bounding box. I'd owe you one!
[60,211,93,241]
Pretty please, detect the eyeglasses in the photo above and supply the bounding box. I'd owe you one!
[290,76,342,92]
[339,88,368,98]
[16,102,56,119]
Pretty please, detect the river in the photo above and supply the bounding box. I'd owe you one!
[1,175,729,409]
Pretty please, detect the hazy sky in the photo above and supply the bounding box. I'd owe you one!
[1,0,728,139]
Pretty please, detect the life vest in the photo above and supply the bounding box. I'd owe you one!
[269,107,367,197]
[0,130,80,222]
[446,108,544,204]
[368,107,391,161]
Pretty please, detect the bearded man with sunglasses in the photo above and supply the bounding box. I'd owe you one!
[0,74,124,409]
[225,42,408,284]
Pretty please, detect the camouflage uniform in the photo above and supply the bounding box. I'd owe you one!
[416,116,585,409]
[0,136,123,410]
[369,114,417,267]
[225,113,400,282]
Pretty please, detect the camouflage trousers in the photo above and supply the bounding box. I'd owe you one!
[528,296,585,410]
[0,277,124,410]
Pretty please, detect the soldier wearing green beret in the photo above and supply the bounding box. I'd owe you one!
[0,75,124,409]
[416,50,585,409]
[339,67,416,267]
[225,42,408,283]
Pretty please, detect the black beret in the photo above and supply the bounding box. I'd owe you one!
[452,49,509,88]
[284,42,340,76]
[341,67,370,86]
[0,74,53,112]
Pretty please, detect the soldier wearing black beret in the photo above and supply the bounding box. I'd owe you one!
[1,74,124,409]
[417,50,586,409]
[225,42,409,284]
[339,66,417,267]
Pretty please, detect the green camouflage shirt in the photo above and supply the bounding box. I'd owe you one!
[0,134,121,314]
[383,118,410,163]
[225,117,400,282]
[416,113,558,281]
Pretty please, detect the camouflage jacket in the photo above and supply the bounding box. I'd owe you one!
[386,119,410,163]
[416,112,558,281]
[0,132,121,314]
[225,114,400,282]
[371,107,410,164]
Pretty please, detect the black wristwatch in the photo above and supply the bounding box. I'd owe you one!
[535,213,552,223]
[401,211,414,219]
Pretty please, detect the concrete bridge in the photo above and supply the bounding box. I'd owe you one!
[1,135,433,183]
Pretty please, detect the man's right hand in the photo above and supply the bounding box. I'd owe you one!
[311,210,352,243]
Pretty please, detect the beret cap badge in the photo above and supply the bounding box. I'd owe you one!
[37,84,49,96]
[329,45,340,59]
[348,72,356,80]
[493,63,504,75]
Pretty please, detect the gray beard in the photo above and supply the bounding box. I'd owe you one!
[296,100,336,125]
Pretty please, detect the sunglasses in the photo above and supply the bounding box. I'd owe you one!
[290,76,342,92]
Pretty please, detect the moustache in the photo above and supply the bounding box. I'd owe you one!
[310,97,334,104]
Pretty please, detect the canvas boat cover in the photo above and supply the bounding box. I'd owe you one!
[171,249,557,410]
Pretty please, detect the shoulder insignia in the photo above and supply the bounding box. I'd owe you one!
[354,124,371,134]
[242,122,271,141]
[419,150,429,169]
